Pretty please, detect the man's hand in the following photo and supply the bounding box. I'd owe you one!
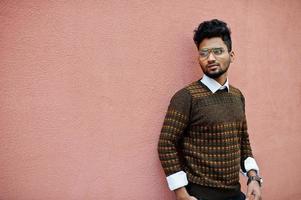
[174,187,198,200]
[246,180,262,200]
[176,195,198,200]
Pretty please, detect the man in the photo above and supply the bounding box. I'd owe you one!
[158,19,263,200]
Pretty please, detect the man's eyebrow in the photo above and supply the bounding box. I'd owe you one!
[200,47,224,51]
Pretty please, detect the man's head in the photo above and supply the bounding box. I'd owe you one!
[194,19,232,51]
[193,19,234,80]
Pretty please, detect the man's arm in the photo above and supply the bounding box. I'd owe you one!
[240,94,262,200]
[240,94,260,174]
[157,89,195,199]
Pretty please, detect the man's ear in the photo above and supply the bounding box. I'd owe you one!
[230,51,235,63]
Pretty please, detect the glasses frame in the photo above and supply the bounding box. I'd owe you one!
[199,47,227,60]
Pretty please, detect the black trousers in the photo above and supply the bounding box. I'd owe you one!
[186,183,246,200]
[191,193,246,200]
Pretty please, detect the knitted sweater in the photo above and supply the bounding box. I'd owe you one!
[158,80,254,198]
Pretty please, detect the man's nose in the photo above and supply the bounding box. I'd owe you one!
[207,52,216,61]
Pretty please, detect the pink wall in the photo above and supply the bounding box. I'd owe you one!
[0,1,300,199]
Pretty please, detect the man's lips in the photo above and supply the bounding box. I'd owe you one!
[207,63,220,69]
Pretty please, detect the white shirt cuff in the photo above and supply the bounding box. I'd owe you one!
[166,171,188,190]
[241,157,260,176]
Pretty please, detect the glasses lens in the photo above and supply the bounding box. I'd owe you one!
[212,48,224,55]
[199,50,209,57]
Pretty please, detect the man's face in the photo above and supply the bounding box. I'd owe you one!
[198,37,234,79]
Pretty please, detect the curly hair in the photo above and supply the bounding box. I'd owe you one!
[193,19,232,51]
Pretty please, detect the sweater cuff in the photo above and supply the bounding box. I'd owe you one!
[166,171,188,190]
[241,157,260,176]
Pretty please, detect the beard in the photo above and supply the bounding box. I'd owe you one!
[204,68,227,78]
[204,63,229,79]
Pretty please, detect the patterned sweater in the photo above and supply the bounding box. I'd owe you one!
[158,80,254,197]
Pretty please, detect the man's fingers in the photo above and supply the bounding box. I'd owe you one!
[254,193,261,200]
[246,191,252,199]
[246,194,253,200]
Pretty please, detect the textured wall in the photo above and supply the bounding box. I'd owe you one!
[0,1,300,199]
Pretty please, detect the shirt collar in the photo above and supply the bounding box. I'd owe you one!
[200,74,230,93]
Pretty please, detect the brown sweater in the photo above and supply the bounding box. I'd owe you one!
[158,80,254,198]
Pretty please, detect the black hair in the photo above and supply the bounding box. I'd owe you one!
[193,19,232,51]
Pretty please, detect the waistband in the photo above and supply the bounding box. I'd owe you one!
[185,182,242,200]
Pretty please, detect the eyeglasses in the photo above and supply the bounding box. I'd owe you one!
[199,47,226,59]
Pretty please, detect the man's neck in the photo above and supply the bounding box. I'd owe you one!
[213,73,227,85]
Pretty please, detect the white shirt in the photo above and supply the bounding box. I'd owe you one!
[200,74,229,93]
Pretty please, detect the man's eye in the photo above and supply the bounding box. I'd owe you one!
[200,51,208,57]
[213,49,223,55]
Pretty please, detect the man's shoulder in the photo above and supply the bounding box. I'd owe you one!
[167,82,201,111]
[229,84,244,97]
[170,85,192,101]
[173,80,209,98]
[168,81,199,102]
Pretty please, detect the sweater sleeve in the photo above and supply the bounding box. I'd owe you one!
[157,88,191,189]
[240,94,260,175]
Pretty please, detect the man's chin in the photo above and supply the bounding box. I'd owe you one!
[205,72,223,79]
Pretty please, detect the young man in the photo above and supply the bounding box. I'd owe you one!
[158,19,263,200]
